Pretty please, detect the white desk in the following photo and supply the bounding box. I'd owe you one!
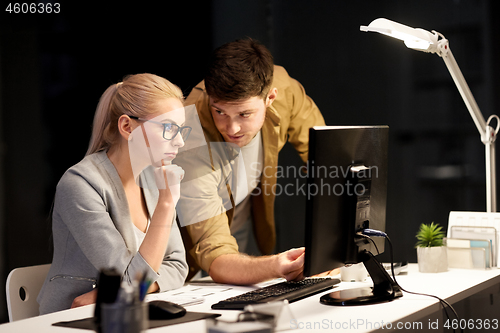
[2,264,500,332]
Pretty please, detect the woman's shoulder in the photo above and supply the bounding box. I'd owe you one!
[57,151,116,192]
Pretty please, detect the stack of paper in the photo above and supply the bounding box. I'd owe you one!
[447,211,500,268]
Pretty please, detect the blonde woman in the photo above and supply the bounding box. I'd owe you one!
[38,74,189,314]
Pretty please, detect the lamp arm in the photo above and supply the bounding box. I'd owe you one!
[436,37,487,138]
[436,36,498,212]
[486,123,497,212]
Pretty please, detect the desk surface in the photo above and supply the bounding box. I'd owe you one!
[2,264,500,333]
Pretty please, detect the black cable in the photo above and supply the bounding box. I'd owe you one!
[356,233,380,255]
[385,235,463,333]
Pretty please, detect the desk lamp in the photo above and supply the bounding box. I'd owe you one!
[360,18,499,212]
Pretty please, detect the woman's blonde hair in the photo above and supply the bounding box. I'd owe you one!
[86,73,184,155]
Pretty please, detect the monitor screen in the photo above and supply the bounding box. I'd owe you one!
[304,125,389,276]
[303,125,401,305]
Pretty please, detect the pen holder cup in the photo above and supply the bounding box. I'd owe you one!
[101,302,148,333]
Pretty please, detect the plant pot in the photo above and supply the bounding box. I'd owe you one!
[417,246,448,273]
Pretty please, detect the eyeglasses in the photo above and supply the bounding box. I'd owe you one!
[129,116,192,141]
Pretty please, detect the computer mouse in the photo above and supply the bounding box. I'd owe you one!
[148,300,187,320]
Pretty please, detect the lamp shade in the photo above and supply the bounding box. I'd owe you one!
[360,18,438,52]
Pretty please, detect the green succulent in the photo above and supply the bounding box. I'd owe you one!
[415,222,445,248]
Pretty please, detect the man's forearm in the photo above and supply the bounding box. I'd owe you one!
[209,253,279,285]
[208,247,305,285]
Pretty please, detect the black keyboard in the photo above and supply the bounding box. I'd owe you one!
[211,277,340,310]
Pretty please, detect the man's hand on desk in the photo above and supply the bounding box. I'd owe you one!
[208,247,306,285]
[277,247,305,281]
[205,248,337,285]
[70,289,97,309]
[277,248,340,280]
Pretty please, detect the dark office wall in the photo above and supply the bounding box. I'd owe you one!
[209,0,499,262]
[0,2,213,322]
[269,1,499,263]
[1,0,499,323]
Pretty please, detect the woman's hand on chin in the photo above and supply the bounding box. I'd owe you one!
[154,161,184,205]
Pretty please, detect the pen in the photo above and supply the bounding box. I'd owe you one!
[139,279,152,302]
[138,270,151,302]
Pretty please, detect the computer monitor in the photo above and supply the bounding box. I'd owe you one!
[304,125,402,305]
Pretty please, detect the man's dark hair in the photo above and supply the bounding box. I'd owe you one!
[205,38,274,101]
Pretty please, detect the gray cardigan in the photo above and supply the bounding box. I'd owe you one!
[37,151,188,314]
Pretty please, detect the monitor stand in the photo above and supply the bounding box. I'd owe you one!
[320,251,403,306]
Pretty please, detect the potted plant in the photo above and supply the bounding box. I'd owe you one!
[415,222,448,273]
